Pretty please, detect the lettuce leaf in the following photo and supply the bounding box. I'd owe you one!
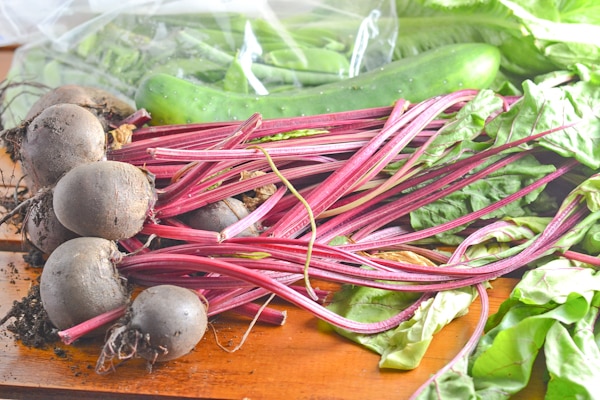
[414,259,600,399]
[326,283,477,370]
[413,176,600,398]
[544,292,600,399]
[393,0,600,79]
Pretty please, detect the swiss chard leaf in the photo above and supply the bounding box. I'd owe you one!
[409,154,555,244]
[326,284,477,370]
[417,89,503,167]
[487,80,600,169]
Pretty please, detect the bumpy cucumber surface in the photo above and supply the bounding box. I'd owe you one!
[135,43,501,124]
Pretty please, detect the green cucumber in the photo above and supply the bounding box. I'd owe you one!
[135,43,501,124]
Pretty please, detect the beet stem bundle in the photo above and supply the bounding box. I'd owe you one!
[89,87,582,337]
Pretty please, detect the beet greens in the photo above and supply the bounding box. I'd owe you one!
[103,77,599,388]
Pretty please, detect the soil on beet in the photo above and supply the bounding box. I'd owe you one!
[0,281,59,348]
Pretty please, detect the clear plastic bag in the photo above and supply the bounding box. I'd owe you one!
[1,0,398,128]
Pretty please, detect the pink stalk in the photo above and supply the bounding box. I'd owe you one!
[202,281,295,307]
[251,105,393,133]
[58,305,127,345]
[140,223,220,243]
[325,94,491,217]
[119,241,453,285]
[561,250,600,266]
[219,185,286,240]
[439,196,588,280]
[132,120,234,139]
[147,140,369,163]
[124,271,254,290]
[222,237,403,273]
[202,283,326,325]
[143,164,190,180]
[279,187,585,288]
[352,151,531,240]
[309,122,576,244]
[119,252,434,334]
[342,159,578,252]
[156,113,262,205]
[466,202,589,282]
[132,104,388,143]
[155,159,343,218]
[262,99,421,237]
[319,150,529,244]
[156,158,277,199]
[447,220,526,264]
[354,226,411,243]
[408,283,489,400]
[115,106,391,164]
[268,91,478,238]
[113,108,151,128]
[230,258,459,289]
[119,119,374,163]
[111,124,235,161]
[119,243,487,294]
[228,302,287,326]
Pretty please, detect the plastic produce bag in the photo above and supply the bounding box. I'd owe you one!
[0,0,398,129]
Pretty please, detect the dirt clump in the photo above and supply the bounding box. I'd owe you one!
[0,280,59,348]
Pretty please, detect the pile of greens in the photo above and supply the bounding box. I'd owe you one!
[324,67,600,398]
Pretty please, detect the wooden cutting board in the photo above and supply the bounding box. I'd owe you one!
[0,253,543,399]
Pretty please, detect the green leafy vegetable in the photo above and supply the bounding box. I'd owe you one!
[324,48,600,397]
[326,278,477,370]
[544,292,600,398]
[412,170,600,398]
[488,79,600,169]
[412,258,600,399]
[393,0,600,80]
[409,154,556,244]
[415,89,503,167]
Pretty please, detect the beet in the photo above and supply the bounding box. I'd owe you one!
[39,237,130,336]
[53,160,156,240]
[181,197,259,237]
[128,284,207,362]
[20,103,106,191]
[97,284,207,371]
[25,84,135,131]
[25,189,79,254]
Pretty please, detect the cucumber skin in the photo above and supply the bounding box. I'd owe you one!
[135,43,501,125]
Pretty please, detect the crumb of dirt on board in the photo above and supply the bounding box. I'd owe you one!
[0,281,59,348]
[1,261,20,284]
